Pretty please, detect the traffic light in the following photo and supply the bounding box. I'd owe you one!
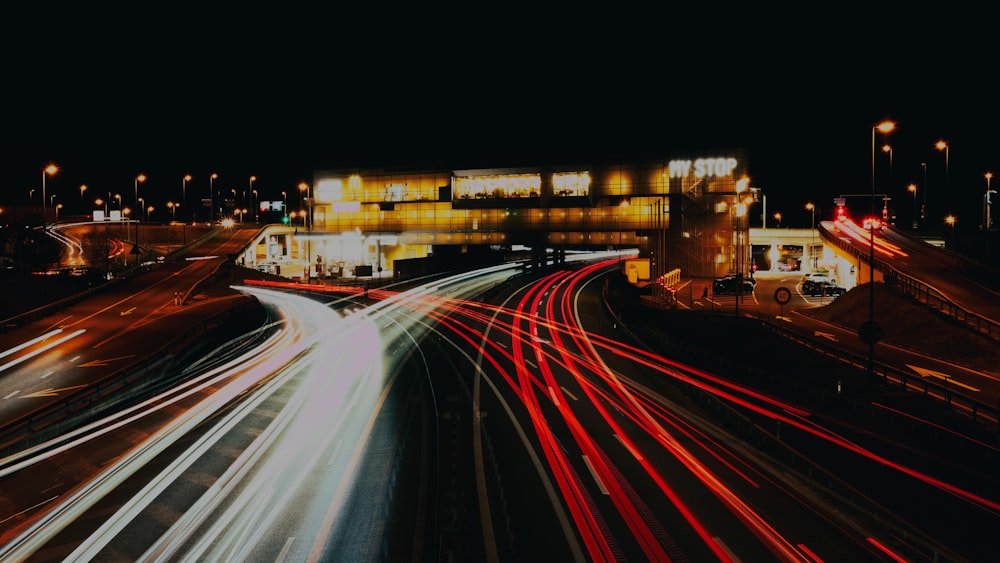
[282,214,290,224]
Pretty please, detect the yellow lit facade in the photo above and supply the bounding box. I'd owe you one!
[254,155,751,280]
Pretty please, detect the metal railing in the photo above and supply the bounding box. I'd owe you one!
[818,223,1000,343]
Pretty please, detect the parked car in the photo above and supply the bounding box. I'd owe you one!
[802,280,846,297]
[713,273,755,295]
[801,270,837,286]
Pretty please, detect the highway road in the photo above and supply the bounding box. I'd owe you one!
[0,233,996,560]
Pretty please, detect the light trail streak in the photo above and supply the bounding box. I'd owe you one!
[0,329,86,374]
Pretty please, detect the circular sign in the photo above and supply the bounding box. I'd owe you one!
[774,287,791,305]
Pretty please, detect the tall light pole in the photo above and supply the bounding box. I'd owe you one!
[281,191,287,222]
[80,184,87,208]
[210,173,218,221]
[299,181,312,279]
[865,120,895,381]
[249,176,257,223]
[882,143,893,177]
[935,140,949,225]
[252,189,259,223]
[985,172,995,230]
[42,164,58,232]
[182,174,191,223]
[945,214,957,251]
[920,162,927,227]
[134,173,146,213]
[773,212,782,228]
[907,183,918,229]
[805,202,816,268]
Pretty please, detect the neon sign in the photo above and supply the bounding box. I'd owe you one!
[668,157,739,179]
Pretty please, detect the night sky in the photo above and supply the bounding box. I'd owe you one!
[5,9,997,230]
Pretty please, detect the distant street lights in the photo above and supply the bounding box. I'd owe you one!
[773,212,782,228]
[282,191,288,222]
[80,184,87,208]
[42,164,58,232]
[907,184,918,229]
[882,143,893,177]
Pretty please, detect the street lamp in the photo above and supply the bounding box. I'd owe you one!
[182,174,191,222]
[80,184,87,208]
[945,214,957,250]
[907,184,918,229]
[920,162,927,226]
[134,173,146,212]
[985,172,995,230]
[935,140,949,224]
[168,201,177,221]
[210,173,218,221]
[773,212,782,228]
[55,203,63,221]
[252,189,259,223]
[805,202,816,268]
[281,191,288,222]
[42,164,58,232]
[864,119,896,381]
[882,143,893,177]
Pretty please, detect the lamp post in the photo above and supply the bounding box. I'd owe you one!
[80,184,87,208]
[864,120,895,382]
[985,172,995,230]
[773,212,782,228]
[282,191,288,222]
[805,202,816,268]
[182,174,191,223]
[935,140,949,225]
[945,214,957,251]
[299,182,312,278]
[250,176,257,219]
[882,143,893,178]
[210,173,218,221]
[42,164,58,232]
[134,173,146,213]
[907,184,918,229]
[920,162,927,226]
[55,203,62,221]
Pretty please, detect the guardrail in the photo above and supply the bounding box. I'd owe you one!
[818,223,1000,343]
[0,298,265,459]
[760,318,998,429]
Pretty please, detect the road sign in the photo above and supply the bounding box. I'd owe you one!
[774,287,791,305]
